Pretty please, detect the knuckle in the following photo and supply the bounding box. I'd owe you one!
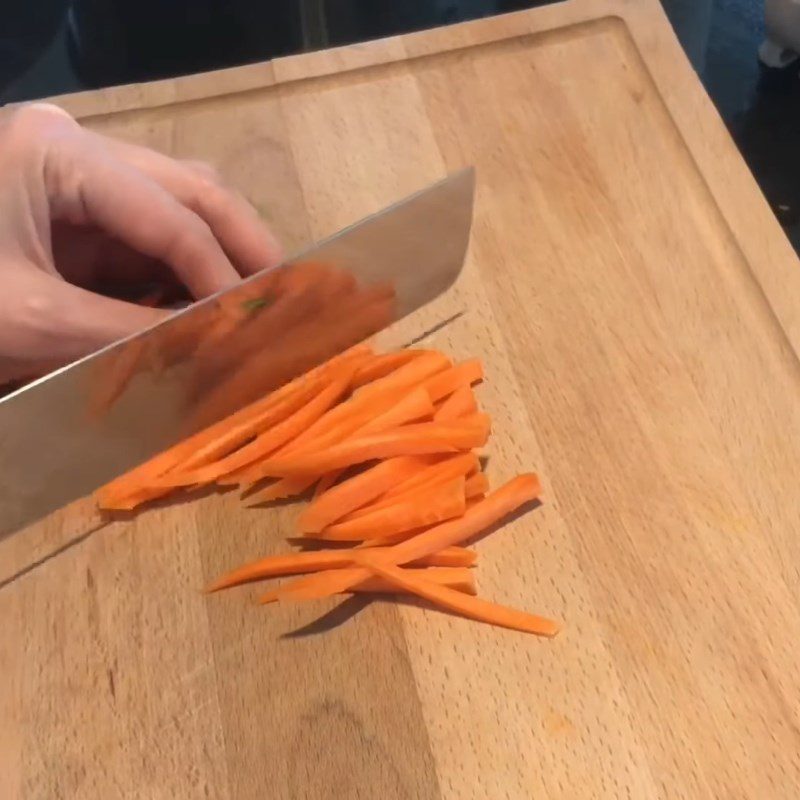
[165,214,217,263]
[7,103,76,140]
[184,160,224,187]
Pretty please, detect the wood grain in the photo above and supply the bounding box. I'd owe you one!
[4,0,800,797]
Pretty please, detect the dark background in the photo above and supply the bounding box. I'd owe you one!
[3,1,799,254]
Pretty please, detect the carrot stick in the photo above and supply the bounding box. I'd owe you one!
[318,476,467,542]
[260,566,476,603]
[273,474,541,602]
[243,475,317,505]
[424,359,483,403]
[296,456,434,534]
[354,351,451,399]
[96,343,371,505]
[355,561,558,636]
[314,470,344,499]
[434,385,478,422]
[152,375,353,487]
[206,544,476,592]
[350,350,428,389]
[246,418,489,479]
[465,472,490,499]
[347,452,479,517]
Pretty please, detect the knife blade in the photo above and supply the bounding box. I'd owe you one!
[0,168,475,535]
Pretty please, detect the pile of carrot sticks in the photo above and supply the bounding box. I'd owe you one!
[97,344,559,636]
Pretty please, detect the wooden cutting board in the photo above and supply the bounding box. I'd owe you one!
[4,0,800,796]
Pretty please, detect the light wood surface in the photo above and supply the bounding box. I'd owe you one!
[4,0,800,796]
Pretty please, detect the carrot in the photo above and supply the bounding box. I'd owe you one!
[355,561,558,636]
[238,418,490,479]
[206,544,476,592]
[96,343,371,506]
[354,350,451,399]
[434,385,478,422]
[260,566,476,603]
[272,474,541,602]
[465,471,490,499]
[151,374,353,488]
[243,475,317,505]
[317,476,467,542]
[424,359,484,403]
[296,456,434,534]
[348,452,479,517]
[314,470,344,499]
[350,350,428,389]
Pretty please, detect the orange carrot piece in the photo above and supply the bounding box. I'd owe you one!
[273,474,541,601]
[243,475,316,506]
[355,561,558,636]
[206,544,476,592]
[424,359,483,403]
[296,456,432,534]
[348,452,479,517]
[318,476,467,542]
[152,375,353,487]
[241,418,489,479]
[96,343,371,505]
[465,471,490,499]
[260,566,477,603]
[434,385,478,422]
[314,470,344,499]
[354,350,451,399]
[350,350,428,389]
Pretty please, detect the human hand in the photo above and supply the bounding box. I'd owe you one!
[0,102,282,385]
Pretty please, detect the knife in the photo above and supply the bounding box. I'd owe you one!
[0,168,475,535]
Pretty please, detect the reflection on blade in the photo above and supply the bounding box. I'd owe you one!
[0,168,475,535]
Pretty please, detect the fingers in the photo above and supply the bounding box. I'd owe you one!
[100,138,284,276]
[0,266,168,368]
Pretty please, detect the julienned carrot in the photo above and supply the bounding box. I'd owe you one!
[272,474,541,602]
[434,385,478,422]
[350,350,428,389]
[281,386,435,460]
[152,375,353,488]
[243,475,317,506]
[465,471,489,499]
[96,343,371,506]
[348,452,479,517]
[296,456,433,534]
[206,544,476,592]
[424,359,484,403]
[354,350,451,399]
[317,476,467,542]
[356,561,558,636]
[314,470,343,499]
[237,418,490,479]
[259,566,477,603]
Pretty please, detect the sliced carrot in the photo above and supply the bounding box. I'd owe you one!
[240,418,490,479]
[151,374,353,488]
[296,456,433,534]
[243,475,317,506]
[354,350,451,399]
[350,350,428,389]
[424,358,483,403]
[260,566,476,603]
[318,476,467,542]
[465,471,490,499]
[314,470,344,499]
[434,385,478,422]
[206,544,476,592]
[348,452,479,517]
[273,474,541,602]
[355,561,558,636]
[96,343,371,505]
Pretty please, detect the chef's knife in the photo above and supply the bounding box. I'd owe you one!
[0,168,475,535]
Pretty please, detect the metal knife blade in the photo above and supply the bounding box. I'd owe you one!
[0,168,475,535]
